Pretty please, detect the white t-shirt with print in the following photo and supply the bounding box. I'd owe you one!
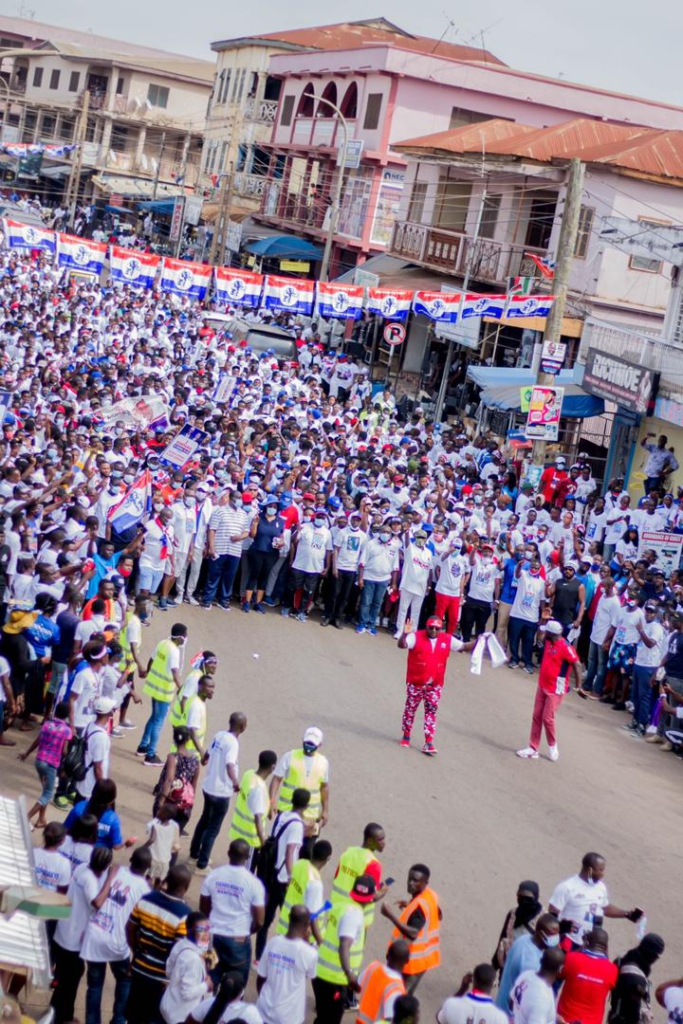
[400,544,433,596]
[34,847,71,892]
[468,556,499,602]
[292,524,333,574]
[510,571,546,623]
[256,934,318,1024]
[549,873,609,942]
[81,865,149,962]
[200,864,265,937]
[511,969,556,1024]
[436,552,469,597]
[663,986,683,1024]
[201,730,239,798]
[191,998,263,1024]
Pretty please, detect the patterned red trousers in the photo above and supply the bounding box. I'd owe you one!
[401,682,443,744]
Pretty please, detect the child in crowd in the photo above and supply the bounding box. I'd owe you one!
[33,822,70,894]
[18,701,72,828]
[144,802,181,887]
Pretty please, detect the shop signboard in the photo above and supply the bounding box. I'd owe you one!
[583,350,657,414]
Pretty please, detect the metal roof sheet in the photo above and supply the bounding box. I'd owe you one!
[483,118,644,159]
[567,129,683,180]
[393,119,538,155]
[0,795,51,989]
[0,13,197,60]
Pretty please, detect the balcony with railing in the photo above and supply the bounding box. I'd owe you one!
[278,116,357,150]
[390,219,549,286]
[234,172,268,199]
[243,97,278,123]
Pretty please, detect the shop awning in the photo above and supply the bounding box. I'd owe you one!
[92,175,187,199]
[246,234,323,260]
[467,365,604,418]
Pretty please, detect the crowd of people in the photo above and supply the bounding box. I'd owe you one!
[0,242,681,1023]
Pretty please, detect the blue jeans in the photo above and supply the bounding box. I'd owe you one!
[36,759,58,806]
[585,640,608,694]
[632,664,654,726]
[139,698,170,758]
[212,934,251,987]
[359,579,389,628]
[189,792,230,868]
[86,958,130,1024]
[203,553,240,606]
[508,617,537,669]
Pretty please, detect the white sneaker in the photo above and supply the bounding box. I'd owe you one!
[516,747,539,759]
[393,630,402,640]
[188,596,199,606]
[548,745,560,762]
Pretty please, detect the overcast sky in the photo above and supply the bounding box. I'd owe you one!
[11,0,682,108]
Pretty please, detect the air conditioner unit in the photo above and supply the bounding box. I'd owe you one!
[128,96,142,112]
[143,99,152,112]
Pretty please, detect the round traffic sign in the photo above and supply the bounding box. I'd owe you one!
[383,322,406,346]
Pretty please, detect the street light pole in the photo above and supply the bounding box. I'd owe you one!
[315,95,348,283]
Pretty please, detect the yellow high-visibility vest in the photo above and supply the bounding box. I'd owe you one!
[331,846,379,927]
[229,769,267,847]
[316,902,365,985]
[277,858,321,937]
[143,638,177,703]
[276,749,326,823]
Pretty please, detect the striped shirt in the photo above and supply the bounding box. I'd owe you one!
[208,506,248,556]
[129,890,192,981]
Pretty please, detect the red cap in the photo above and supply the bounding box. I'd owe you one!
[302,492,315,502]
[426,616,443,628]
[241,492,254,503]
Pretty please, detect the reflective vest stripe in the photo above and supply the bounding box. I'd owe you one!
[228,771,267,847]
[278,860,319,936]
[391,888,441,974]
[356,961,405,1024]
[331,847,377,927]
[316,905,365,985]
[276,750,326,821]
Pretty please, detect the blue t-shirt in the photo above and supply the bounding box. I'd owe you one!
[24,615,61,658]
[87,551,124,599]
[252,514,285,553]
[65,801,123,848]
[500,557,519,605]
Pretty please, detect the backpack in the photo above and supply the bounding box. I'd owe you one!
[61,724,103,784]
[256,813,290,890]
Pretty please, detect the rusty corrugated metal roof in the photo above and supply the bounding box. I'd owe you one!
[566,129,683,180]
[393,119,538,154]
[223,19,506,65]
[483,118,644,159]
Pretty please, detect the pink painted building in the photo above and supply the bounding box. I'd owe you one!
[255,42,683,276]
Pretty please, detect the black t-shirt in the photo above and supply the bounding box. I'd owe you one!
[666,631,683,679]
[553,577,582,623]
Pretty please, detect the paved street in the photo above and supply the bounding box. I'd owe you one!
[9,605,683,1021]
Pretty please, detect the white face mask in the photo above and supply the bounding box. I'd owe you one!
[153,502,164,513]
[184,496,196,508]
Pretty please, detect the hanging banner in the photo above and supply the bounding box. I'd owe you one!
[460,293,507,321]
[214,267,263,309]
[506,294,556,319]
[159,257,213,301]
[508,276,534,295]
[366,288,412,321]
[109,246,160,289]
[3,219,56,253]
[213,375,234,404]
[540,340,567,375]
[638,531,683,576]
[262,274,315,316]
[57,233,107,274]
[412,290,461,322]
[316,282,364,320]
[159,423,209,469]
[525,385,564,441]
[99,395,170,432]
[0,142,78,157]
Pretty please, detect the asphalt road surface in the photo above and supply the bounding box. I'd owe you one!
[10,604,683,1022]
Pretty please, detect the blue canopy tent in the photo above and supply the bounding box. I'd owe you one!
[136,199,178,215]
[466,365,604,418]
[245,235,323,260]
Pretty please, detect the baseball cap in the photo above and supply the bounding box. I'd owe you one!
[426,616,443,628]
[414,529,428,539]
[94,697,116,716]
[545,620,563,635]
[303,726,323,747]
[644,602,657,612]
[351,874,377,904]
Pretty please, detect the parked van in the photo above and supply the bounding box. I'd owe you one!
[203,313,298,360]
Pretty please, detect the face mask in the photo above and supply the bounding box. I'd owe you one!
[591,563,600,572]
[628,599,638,608]
[543,933,560,948]
[123,473,134,484]
[195,937,210,953]
[380,533,390,544]
[482,556,492,565]
[349,522,360,531]
[184,496,196,508]
[302,742,318,756]
[314,517,325,528]
[265,507,276,518]
[153,502,164,513]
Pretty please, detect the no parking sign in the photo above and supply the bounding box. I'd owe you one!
[383,322,406,347]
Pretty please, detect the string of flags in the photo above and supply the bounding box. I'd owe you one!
[2,219,556,323]
[0,143,79,157]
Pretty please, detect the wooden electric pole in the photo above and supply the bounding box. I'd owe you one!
[65,89,89,229]
[531,157,585,467]
[209,167,233,266]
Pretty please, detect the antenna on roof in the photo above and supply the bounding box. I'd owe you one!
[17,0,35,18]
[431,14,457,54]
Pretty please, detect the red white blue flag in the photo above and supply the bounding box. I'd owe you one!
[413,291,461,322]
[506,294,556,319]
[316,282,364,320]
[460,293,508,321]
[214,267,263,308]
[4,218,56,253]
[110,246,160,289]
[263,275,315,316]
[160,257,213,301]
[107,470,151,534]
[525,253,556,279]
[57,233,107,274]
[366,288,413,321]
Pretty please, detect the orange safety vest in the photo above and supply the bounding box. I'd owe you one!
[356,960,405,1024]
[390,886,441,975]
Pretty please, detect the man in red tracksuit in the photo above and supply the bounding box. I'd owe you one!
[397,616,475,757]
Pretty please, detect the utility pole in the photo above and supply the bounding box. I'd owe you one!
[152,129,167,201]
[317,95,348,283]
[433,179,488,422]
[209,166,233,266]
[530,157,585,467]
[65,89,89,229]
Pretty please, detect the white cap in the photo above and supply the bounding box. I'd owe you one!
[94,697,116,716]
[303,726,324,747]
[544,620,563,636]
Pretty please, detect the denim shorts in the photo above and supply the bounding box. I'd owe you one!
[138,565,164,595]
[36,759,58,806]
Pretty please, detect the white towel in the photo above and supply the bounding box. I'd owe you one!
[469,632,508,674]
[470,634,487,675]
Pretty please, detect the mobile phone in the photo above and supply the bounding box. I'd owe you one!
[384,877,395,887]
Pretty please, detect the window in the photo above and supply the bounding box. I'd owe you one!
[280,95,295,126]
[32,67,43,88]
[40,114,56,138]
[147,84,169,109]
[68,71,79,92]
[407,181,428,223]
[524,192,557,250]
[234,68,247,104]
[574,205,595,259]
[220,70,231,104]
[219,141,227,170]
[49,69,60,90]
[363,93,383,130]
[116,76,124,94]
[479,193,502,239]
[629,217,669,273]
[448,107,499,129]
[433,179,472,231]
[236,143,247,172]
